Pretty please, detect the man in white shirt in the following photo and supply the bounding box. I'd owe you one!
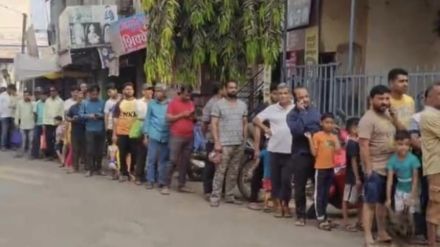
[134,84,153,184]
[0,85,17,150]
[64,85,80,113]
[43,86,64,159]
[104,83,120,147]
[252,83,294,217]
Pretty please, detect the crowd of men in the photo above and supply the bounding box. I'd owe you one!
[1,67,440,246]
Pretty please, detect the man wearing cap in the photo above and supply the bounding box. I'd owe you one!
[143,83,170,194]
[134,84,154,184]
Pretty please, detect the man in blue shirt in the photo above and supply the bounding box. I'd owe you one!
[142,84,170,194]
[31,88,47,159]
[67,91,86,173]
[80,85,105,177]
[286,86,321,225]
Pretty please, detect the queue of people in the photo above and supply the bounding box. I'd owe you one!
[1,67,440,246]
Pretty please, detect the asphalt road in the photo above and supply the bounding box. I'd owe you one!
[0,151,368,247]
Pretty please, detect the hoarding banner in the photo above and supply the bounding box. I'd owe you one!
[110,14,148,56]
[59,5,118,51]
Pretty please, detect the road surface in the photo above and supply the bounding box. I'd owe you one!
[0,151,368,247]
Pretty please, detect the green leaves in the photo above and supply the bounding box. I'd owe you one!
[143,0,283,85]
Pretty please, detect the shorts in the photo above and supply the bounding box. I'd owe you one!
[55,141,64,154]
[262,178,272,192]
[363,172,387,204]
[343,184,361,204]
[427,173,440,225]
[394,190,415,213]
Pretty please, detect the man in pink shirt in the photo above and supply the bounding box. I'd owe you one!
[165,85,195,193]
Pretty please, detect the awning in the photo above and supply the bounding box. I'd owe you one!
[13,53,61,81]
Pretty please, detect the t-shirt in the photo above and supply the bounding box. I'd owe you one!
[211,98,248,146]
[313,131,338,169]
[420,106,440,176]
[34,100,45,126]
[167,97,195,138]
[104,98,118,130]
[386,153,420,193]
[256,103,294,154]
[358,110,396,176]
[390,94,415,129]
[64,98,76,113]
[113,99,137,136]
[345,139,361,185]
[136,98,149,120]
[202,96,221,142]
[67,103,85,137]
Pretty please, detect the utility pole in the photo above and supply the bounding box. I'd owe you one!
[281,0,288,83]
[21,13,28,54]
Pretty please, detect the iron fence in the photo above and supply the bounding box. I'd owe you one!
[287,63,440,118]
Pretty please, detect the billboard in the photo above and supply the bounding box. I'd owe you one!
[287,0,312,30]
[59,5,118,51]
[109,14,148,56]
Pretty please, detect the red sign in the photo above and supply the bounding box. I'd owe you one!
[110,14,148,55]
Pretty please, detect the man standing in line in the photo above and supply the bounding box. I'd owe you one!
[420,82,440,247]
[359,85,404,246]
[80,82,88,96]
[104,83,119,148]
[286,86,321,225]
[253,83,294,216]
[388,68,415,129]
[202,82,224,200]
[81,85,105,177]
[0,85,17,150]
[64,86,80,113]
[247,85,279,210]
[210,80,248,207]
[14,90,35,158]
[113,82,138,182]
[166,85,195,193]
[43,86,64,160]
[31,89,47,159]
[134,84,154,185]
[143,84,170,194]
[67,91,85,173]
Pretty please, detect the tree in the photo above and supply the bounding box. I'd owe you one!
[143,0,284,85]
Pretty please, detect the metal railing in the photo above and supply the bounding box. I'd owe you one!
[287,63,440,117]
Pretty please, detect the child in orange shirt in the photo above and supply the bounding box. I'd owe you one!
[305,113,341,231]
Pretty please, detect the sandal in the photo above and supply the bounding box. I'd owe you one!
[295,219,306,227]
[317,221,332,231]
[344,224,358,232]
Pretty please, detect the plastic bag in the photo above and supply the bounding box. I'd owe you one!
[129,120,142,139]
[11,129,22,147]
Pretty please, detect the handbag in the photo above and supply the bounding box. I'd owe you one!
[128,119,142,139]
[11,129,22,147]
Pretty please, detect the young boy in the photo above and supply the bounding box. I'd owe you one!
[305,113,341,231]
[108,136,120,180]
[54,116,65,166]
[386,130,420,214]
[341,117,363,232]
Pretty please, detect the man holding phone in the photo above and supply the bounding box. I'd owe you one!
[80,85,105,177]
[165,85,195,193]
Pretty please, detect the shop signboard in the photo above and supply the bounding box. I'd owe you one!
[287,0,312,30]
[59,5,118,51]
[110,13,148,56]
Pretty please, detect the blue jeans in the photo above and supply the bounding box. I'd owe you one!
[145,139,169,186]
[0,117,12,149]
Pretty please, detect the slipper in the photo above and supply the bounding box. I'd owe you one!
[295,219,306,227]
[317,221,332,231]
[376,237,392,243]
[344,224,358,232]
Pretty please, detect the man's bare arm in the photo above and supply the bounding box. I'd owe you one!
[359,138,372,176]
[211,117,221,150]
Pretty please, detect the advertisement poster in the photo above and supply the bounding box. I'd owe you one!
[110,14,149,56]
[59,5,118,51]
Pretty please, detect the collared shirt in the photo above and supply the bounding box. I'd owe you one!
[0,92,15,118]
[43,96,64,125]
[34,100,45,126]
[15,99,35,130]
[286,106,321,155]
[167,96,195,138]
[256,103,294,154]
[143,99,169,143]
[421,106,440,176]
[80,99,105,132]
